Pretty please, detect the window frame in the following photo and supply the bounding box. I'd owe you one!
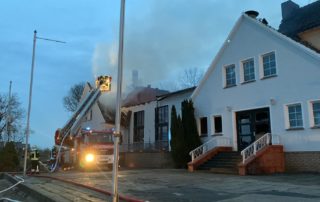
[284,103,304,130]
[224,64,236,88]
[200,117,208,136]
[309,100,320,128]
[133,110,145,142]
[155,105,169,141]
[212,115,223,135]
[240,58,255,84]
[260,51,277,79]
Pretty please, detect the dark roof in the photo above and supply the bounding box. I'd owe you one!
[156,86,196,101]
[279,1,320,40]
[122,86,169,107]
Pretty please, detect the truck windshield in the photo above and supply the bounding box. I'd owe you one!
[88,133,113,143]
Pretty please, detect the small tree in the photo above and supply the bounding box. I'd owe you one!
[0,142,19,172]
[178,67,204,89]
[170,100,201,168]
[63,82,85,112]
[0,93,24,143]
[170,106,186,168]
[181,99,202,156]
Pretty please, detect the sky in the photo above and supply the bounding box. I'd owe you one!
[0,0,312,149]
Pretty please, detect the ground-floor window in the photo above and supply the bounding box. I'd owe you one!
[310,100,320,127]
[200,117,208,135]
[213,116,222,134]
[155,105,169,141]
[134,110,144,142]
[286,103,303,129]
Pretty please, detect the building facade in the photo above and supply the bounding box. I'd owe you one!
[191,11,320,172]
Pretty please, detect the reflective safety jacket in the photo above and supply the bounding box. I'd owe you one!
[30,150,40,161]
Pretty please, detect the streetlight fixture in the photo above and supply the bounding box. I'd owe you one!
[112,0,126,201]
[23,30,66,177]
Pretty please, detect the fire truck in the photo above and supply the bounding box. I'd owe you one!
[52,76,114,171]
[76,128,114,170]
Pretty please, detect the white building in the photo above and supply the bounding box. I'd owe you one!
[190,10,320,173]
[121,87,195,151]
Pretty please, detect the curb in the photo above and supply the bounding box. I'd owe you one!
[3,173,55,202]
[31,175,144,202]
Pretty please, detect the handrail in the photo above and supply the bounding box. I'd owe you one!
[240,133,271,164]
[189,136,231,162]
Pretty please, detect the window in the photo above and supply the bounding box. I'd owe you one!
[287,104,303,129]
[200,117,208,135]
[155,106,169,141]
[134,111,144,142]
[262,52,276,77]
[85,110,93,121]
[312,101,320,127]
[213,116,222,134]
[225,64,236,87]
[242,58,255,82]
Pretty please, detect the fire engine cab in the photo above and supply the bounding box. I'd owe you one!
[76,129,114,169]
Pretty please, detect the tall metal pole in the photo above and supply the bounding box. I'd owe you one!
[6,81,12,142]
[112,0,125,201]
[23,30,37,177]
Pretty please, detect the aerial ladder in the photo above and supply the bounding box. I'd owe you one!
[50,76,112,172]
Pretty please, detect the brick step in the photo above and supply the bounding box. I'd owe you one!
[202,161,241,166]
[210,167,238,175]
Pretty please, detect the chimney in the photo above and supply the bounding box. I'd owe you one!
[245,10,259,18]
[281,0,299,19]
[132,70,138,88]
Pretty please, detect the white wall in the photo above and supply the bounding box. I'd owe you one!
[193,15,320,152]
[157,90,194,140]
[125,101,157,144]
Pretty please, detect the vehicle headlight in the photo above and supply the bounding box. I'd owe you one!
[85,153,95,163]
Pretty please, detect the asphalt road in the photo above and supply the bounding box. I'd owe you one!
[37,169,320,202]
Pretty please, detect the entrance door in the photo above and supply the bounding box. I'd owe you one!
[237,108,270,151]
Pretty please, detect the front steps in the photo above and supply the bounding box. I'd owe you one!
[197,151,241,174]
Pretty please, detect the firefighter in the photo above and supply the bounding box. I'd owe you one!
[30,147,40,174]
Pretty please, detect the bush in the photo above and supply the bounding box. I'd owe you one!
[0,142,20,172]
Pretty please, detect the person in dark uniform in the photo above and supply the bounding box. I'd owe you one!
[30,147,40,174]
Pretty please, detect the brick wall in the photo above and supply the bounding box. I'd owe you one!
[239,145,285,175]
[120,152,175,169]
[285,152,320,173]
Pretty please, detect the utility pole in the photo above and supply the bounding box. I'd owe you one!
[6,81,12,143]
[112,0,125,201]
[23,30,65,177]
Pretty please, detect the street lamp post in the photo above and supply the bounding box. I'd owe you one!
[23,30,65,177]
[112,0,126,201]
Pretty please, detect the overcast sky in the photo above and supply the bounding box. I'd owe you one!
[0,0,312,148]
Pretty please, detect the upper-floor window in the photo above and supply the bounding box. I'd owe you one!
[225,64,236,87]
[262,52,276,77]
[311,101,320,127]
[242,58,255,82]
[287,103,303,129]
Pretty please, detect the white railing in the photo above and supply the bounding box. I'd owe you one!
[240,133,271,164]
[189,137,231,162]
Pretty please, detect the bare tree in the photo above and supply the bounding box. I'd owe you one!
[178,67,204,89]
[63,82,85,112]
[0,93,24,143]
